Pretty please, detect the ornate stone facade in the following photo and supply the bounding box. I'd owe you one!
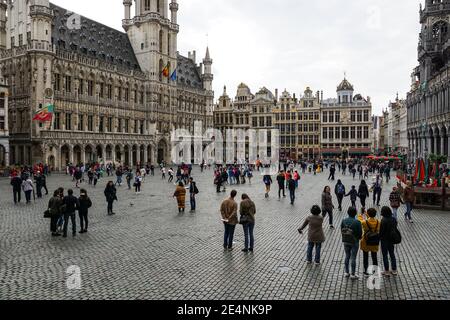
[407,0,450,160]
[0,73,8,167]
[0,0,214,170]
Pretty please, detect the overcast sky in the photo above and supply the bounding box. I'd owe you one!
[51,0,424,116]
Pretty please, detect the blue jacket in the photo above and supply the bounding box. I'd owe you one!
[341,217,363,241]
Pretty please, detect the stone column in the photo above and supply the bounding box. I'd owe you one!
[136,146,141,165]
[69,145,74,165]
[129,147,134,167]
[81,146,86,165]
[434,134,438,154]
[112,146,116,165]
[440,133,445,156]
[448,135,450,158]
[143,146,148,165]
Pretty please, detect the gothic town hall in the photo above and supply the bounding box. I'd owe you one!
[0,0,214,170]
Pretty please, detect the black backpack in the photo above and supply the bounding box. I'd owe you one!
[365,220,380,246]
[390,220,402,245]
[341,221,357,245]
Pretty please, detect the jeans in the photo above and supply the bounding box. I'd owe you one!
[63,212,76,236]
[363,251,378,273]
[344,243,359,275]
[243,223,255,250]
[337,195,344,210]
[322,208,333,225]
[278,186,285,198]
[373,188,382,205]
[116,176,122,185]
[392,207,398,220]
[50,214,60,233]
[405,202,413,220]
[190,194,196,211]
[289,189,295,204]
[79,212,88,231]
[13,189,21,203]
[381,240,397,271]
[307,242,322,263]
[25,190,32,203]
[36,185,43,198]
[127,180,131,189]
[223,223,236,249]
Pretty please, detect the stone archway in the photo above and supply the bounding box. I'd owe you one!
[73,145,82,165]
[85,145,94,164]
[147,145,154,164]
[115,145,122,164]
[48,155,55,170]
[124,145,130,166]
[105,145,113,162]
[96,145,103,163]
[157,139,168,164]
[61,145,71,167]
[0,144,6,167]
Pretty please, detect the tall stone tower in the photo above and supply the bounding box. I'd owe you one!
[123,0,179,82]
[202,47,214,126]
[418,0,450,83]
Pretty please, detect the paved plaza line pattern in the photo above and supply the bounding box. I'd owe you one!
[0,168,449,300]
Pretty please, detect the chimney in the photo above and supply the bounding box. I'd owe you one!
[321,91,323,102]
[317,91,320,103]
[275,89,278,101]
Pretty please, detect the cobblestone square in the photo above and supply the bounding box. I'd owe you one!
[0,167,449,300]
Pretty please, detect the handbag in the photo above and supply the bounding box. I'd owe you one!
[239,214,250,225]
[44,209,51,219]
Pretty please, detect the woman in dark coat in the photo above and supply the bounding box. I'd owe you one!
[321,186,335,229]
[379,206,399,277]
[358,180,370,209]
[78,189,93,233]
[104,181,117,216]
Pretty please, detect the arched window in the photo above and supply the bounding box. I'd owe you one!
[432,21,448,42]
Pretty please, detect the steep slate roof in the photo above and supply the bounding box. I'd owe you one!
[176,54,203,90]
[50,3,141,71]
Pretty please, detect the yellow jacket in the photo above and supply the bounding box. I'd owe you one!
[360,218,380,253]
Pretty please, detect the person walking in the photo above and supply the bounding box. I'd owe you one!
[104,181,117,216]
[62,189,80,238]
[35,172,44,198]
[389,187,403,220]
[341,207,363,280]
[403,181,415,223]
[134,173,142,193]
[173,182,187,213]
[22,175,34,204]
[371,174,383,207]
[74,169,83,188]
[293,170,300,189]
[360,208,380,277]
[328,165,336,181]
[115,168,123,187]
[321,186,335,229]
[161,167,166,180]
[189,178,199,212]
[125,170,133,190]
[220,190,238,251]
[345,185,359,209]
[48,190,63,237]
[168,168,174,183]
[287,175,296,205]
[78,189,92,234]
[298,205,325,265]
[358,180,370,209]
[379,206,400,277]
[277,171,286,199]
[263,174,273,198]
[11,175,22,204]
[239,194,256,253]
[334,180,346,211]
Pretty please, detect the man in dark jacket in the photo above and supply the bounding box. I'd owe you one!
[287,176,296,205]
[11,175,22,204]
[48,190,63,237]
[78,189,92,233]
[277,171,286,199]
[334,180,346,211]
[62,189,80,238]
[35,172,44,198]
[328,165,336,181]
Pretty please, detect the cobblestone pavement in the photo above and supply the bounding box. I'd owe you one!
[0,167,449,300]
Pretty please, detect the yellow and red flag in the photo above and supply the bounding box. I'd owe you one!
[33,104,54,122]
[162,62,170,77]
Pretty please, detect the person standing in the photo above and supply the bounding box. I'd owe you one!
[62,189,80,238]
[321,186,335,229]
[263,174,273,198]
[239,193,256,253]
[173,182,187,213]
[372,174,383,207]
[287,175,296,205]
[360,208,380,277]
[41,173,49,195]
[403,181,415,223]
[126,170,133,190]
[35,172,44,198]
[161,167,166,180]
[334,180,346,211]
[115,168,123,187]
[277,171,286,199]
[341,207,363,280]
[78,189,92,234]
[104,181,117,216]
[379,206,399,276]
[358,180,369,209]
[328,165,336,181]
[22,175,34,204]
[134,173,142,193]
[389,187,403,220]
[11,175,22,204]
[48,190,63,237]
[220,190,238,251]
[298,205,325,265]
[189,178,199,212]
[74,169,83,188]
[293,170,300,189]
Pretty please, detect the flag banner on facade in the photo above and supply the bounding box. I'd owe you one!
[33,104,54,122]
[170,69,177,81]
[162,62,170,77]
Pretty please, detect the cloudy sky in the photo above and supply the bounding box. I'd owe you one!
[51,0,424,115]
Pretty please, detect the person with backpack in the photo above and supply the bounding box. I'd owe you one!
[277,171,286,199]
[298,205,325,265]
[341,207,363,280]
[379,206,400,277]
[321,186,335,229]
[334,180,346,211]
[389,187,403,220]
[78,189,92,234]
[358,180,370,209]
[239,193,256,253]
[360,208,380,277]
[371,174,383,207]
[345,185,359,209]
[287,175,296,205]
[263,174,273,198]
[189,177,199,212]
